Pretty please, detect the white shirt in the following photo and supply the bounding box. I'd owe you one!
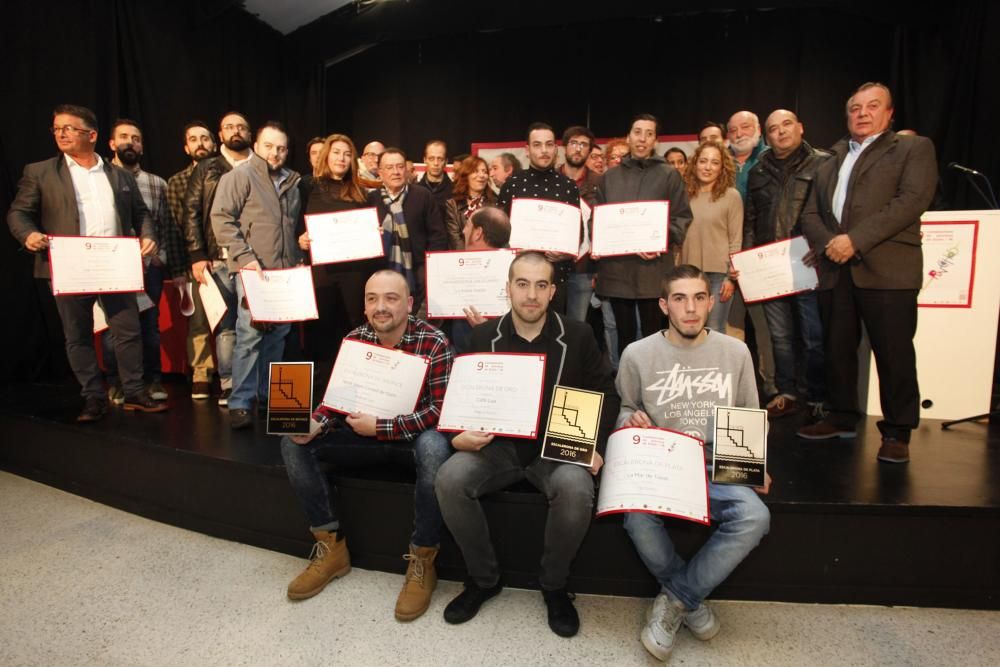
[65,154,119,236]
[220,145,253,169]
[832,132,884,224]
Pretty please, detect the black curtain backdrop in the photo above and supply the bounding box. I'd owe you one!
[2,0,998,383]
[0,0,322,382]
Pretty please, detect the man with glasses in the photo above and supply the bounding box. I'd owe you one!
[498,122,581,315]
[7,104,166,421]
[182,112,253,407]
[210,122,303,429]
[559,125,602,323]
[416,139,453,210]
[359,141,384,182]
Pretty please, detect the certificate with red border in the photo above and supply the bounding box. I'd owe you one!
[48,235,144,296]
[730,236,817,303]
[596,426,709,525]
[425,249,516,319]
[239,266,319,323]
[305,207,384,265]
[591,201,670,257]
[320,339,430,419]
[509,198,582,256]
[437,353,546,439]
[918,220,979,308]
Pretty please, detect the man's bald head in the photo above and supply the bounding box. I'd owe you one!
[764,109,805,159]
[366,269,409,297]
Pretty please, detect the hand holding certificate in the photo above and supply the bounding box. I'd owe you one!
[321,339,430,418]
[595,427,709,525]
[509,198,582,256]
[591,201,669,258]
[438,353,546,438]
[730,236,817,303]
[425,249,516,319]
[305,207,384,265]
[49,236,144,295]
[239,265,319,322]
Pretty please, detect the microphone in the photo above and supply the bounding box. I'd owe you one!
[948,162,983,177]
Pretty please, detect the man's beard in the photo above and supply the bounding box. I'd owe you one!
[565,152,587,169]
[224,135,250,152]
[115,146,140,166]
[731,134,759,156]
[192,147,213,161]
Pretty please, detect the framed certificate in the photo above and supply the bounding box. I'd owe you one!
[320,339,430,419]
[305,207,384,265]
[48,235,144,295]
[425,249,516,319]
[730,236,817,303]
[591,201,669,257]
[239,266,319,323]
[596,427,709,525]
[509,198,582,256]
[437,353,547,438]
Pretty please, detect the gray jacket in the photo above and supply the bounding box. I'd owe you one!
[210,154,302,273]
[594,153,692,299]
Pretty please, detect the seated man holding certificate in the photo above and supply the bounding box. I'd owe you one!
[615,264,771,662]
[279,270,454,623]
[435,252,619,638]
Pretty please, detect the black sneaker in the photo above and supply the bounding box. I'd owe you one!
[230,409,253,430]
[77,395,109,423]
[542,588,580,637]
[443,579,503,624]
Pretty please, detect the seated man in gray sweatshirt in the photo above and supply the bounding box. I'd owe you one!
[615,264,771,662]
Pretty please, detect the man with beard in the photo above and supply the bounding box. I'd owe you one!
[726,110,777,400]
[167,121,218,399]
[7,104,164,421]
[182,112,253,406]
[279,269,453,622]
[102,119,185,403]
[498,122,581,315]
[211,122,302,429]
[559,125,602,323]
[416,139,453,210]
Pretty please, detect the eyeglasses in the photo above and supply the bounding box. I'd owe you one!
[51,125,91,135]
[567,140,591,150]
[222,123,249,132]
[363,152,382,158]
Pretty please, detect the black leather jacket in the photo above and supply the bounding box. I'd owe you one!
[743,141,831,248]
[183,155,233,263]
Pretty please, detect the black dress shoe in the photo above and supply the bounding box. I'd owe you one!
[123,391,168,413]
[76,396,109,423]
[230,409,253,430]
[443,579,503,624]
[542,588,579,637]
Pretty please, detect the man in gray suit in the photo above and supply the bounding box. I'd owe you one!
[7,104,166,421]
[798,83,938,464]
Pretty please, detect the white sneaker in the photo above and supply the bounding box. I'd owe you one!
[683,601,720,640]
[641,592,684,661]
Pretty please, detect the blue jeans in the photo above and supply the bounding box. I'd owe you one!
[762,291,825,402]
[565,272,594,323]
[104,263,164,384]
[624,477,770,610]
[706,272,733,335]
[435,439,594,590]
[230,277,290,410]
[280,428,453,546]
[210,262,238,389]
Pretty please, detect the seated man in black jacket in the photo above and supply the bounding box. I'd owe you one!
[435,252,619,638]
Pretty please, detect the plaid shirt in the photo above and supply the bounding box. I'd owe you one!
[166,163,196,271]
[314,316,453,441]
[118,161,187,278]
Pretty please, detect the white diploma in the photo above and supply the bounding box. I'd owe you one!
[48,235,144,295]
[596,427,709,525]
[425,249,516,319]
[239,266,318,323]
[198,274,229,333]
[438,353,547,438]
[92,292,155,334]
[305,207,384,265]
[509,198,582,256]
[320,339,430,419]
[730,236,817,303]
[591,201,670,257]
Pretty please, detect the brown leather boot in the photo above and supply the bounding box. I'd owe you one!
[287,530,351,600]
[394,545,438,621]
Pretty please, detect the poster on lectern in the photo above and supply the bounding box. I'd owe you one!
[918,220,978,308]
